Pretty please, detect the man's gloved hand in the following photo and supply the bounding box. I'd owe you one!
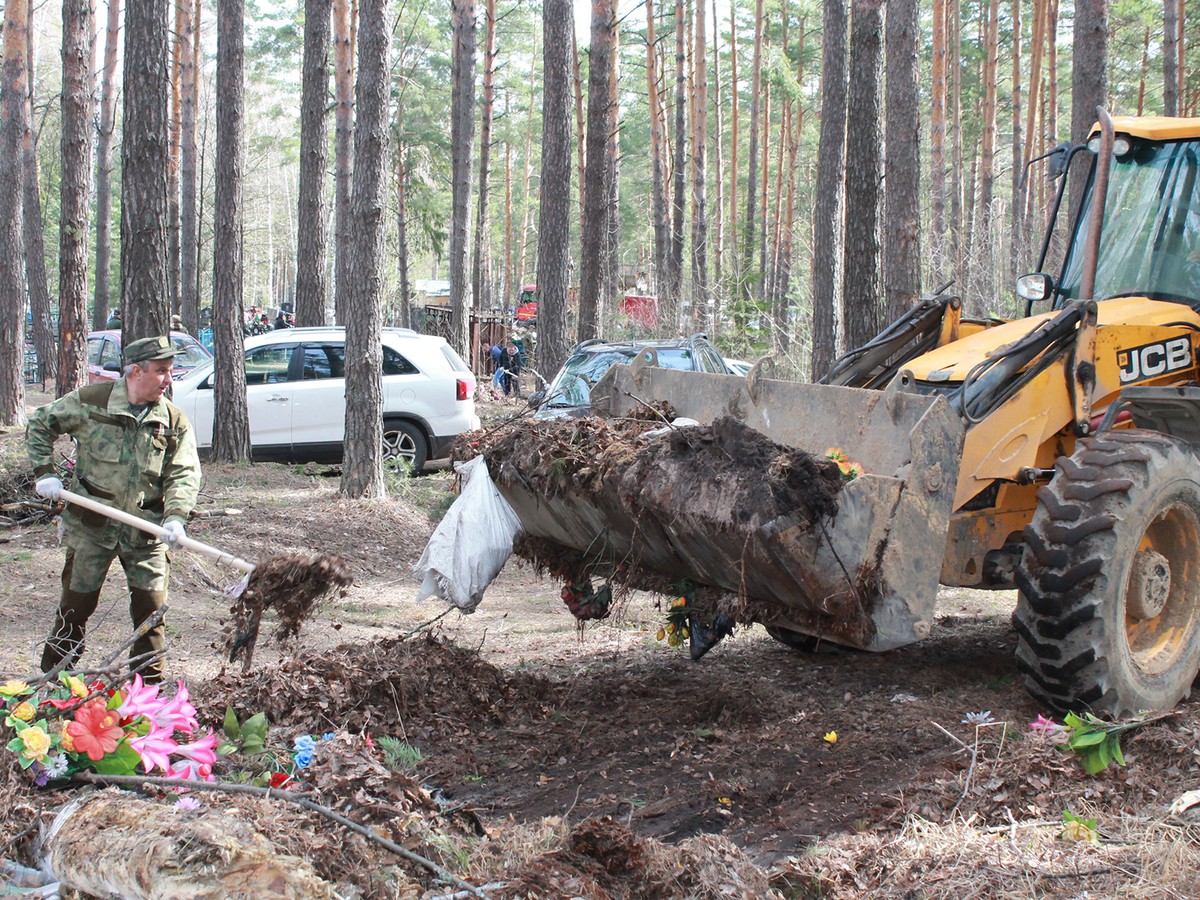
[161,518,187,548]
[35,476,64,501]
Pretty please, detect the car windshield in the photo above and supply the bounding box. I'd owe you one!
[1058,138,1200,306]
[542,345,697,409]
[172,336,212,369]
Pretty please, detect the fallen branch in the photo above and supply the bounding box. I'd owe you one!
[72,772,488,897]
[24,606,169,688]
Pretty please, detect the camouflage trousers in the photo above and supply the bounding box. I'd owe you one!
[41,530,171,683]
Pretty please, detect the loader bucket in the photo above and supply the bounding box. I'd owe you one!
[495,363,966,651]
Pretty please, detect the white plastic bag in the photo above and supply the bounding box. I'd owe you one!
[414,455,522,612]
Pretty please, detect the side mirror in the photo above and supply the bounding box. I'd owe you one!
[1046,140,1073,180]
[528,390,546,407]
[1015,272,1054,303]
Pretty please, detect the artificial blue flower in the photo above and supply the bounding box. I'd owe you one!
[294,749,313,769]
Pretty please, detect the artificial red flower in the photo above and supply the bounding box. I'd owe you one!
[268,771,294,789]
[67,698,125,761]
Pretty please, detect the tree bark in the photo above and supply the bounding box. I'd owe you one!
[949,0,963,290]
[396,135,413,329]
[516,62,537,291]
[691,0,709,332]
[709,0,724,298]
[664,0,687,327]
[22,18,56,385]
[974,0,999,304]
[841,0,882,349]
[211,0,251,463]
[1165,0,1180,116]
[0,0,29,425]
[536,0,574,381]
[168,0,184,316]
[1010,0,1023,277]
[883,0,921,326]
[810,0,846,380]
[742,0,764,305]
[122,0,171,341]
[296,0,332,327]
[449,0,476,357]
[179,0,200,334]
[930,0,946,268]
[57,0,96,397]
[340,0,389,499]
[92,0,121,331]
[332,0,355,324]
[601,25,621,319]
[577,0,617,342]
[1069,0,1107,224]
[645,0,670,316]
[472,0,497,314]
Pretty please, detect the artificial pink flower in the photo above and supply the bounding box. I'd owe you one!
[167,731,219,782]
[129,723,178,773]
[67,699,125,761]
[117,674,163,721]
[153,682,198,735]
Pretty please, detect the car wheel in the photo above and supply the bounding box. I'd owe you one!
[382,419,427,475]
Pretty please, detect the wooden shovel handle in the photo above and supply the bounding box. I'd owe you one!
[58,489,256,574]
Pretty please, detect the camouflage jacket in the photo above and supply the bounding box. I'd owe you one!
[27,380,201,549]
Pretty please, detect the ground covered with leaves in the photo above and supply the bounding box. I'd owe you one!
[3,392,1200,898]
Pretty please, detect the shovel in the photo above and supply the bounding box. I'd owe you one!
[56,488,352,669]
[59,488,255,574]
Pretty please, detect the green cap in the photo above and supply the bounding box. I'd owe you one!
[124,335,180,366]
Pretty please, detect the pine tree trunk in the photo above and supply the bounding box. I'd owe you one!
[741,0,763,305]
[601,25,622,315]
[57,0,95,396]
[180,0,200,334]
[340,0,389,499]
[21,19,55,385]
[646,0,670,306]
[577,0,617,341]
[691,0,709,332]
[1137,26,1149,115]
[1069,0,1107,225]
[664,0,687,327]
[1010,0,1023,277]
[949,0,963,290]
[449,0,476,356]
[573,30,587,230]
[536,0,575,379]
[810,0,847,380]
[472,0,497,313]
[516,64,537,291]
[883,0,921,325]
[92,0,122,331]
[930,0,946,269]
[502,139,513,314]
[1165,0,1180,116]
[842,0,882,349]
[211,0,251,462]
[396,137,413,330]
[333,0,355,324]
[122,0,171,340]
[976,0,999,305]
[727,1,739,287]
[168,0,184,316]
[0,0,29,425]
[709,0,725,299]
[296,0,331,327]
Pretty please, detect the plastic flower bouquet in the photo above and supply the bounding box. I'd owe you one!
[2,673,218,785]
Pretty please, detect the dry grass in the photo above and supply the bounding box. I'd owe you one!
[772,809,1200,898]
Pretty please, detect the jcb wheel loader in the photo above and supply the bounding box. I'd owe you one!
[491,111,1200,716]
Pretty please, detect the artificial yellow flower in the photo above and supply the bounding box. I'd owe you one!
[823,731,839,744]
[825,448,847,463]
[0,679,29,697]
[10,702,35,723]
[64,674,87,698]
[58,720,75,754]
[20,726,52,762]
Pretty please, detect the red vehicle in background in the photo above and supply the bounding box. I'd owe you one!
[86,330,213,384]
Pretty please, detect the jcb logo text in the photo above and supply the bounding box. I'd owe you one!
[1118,336,1193,384]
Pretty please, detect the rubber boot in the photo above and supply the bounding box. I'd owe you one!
[40,589,102,674]
[129,588,168,684]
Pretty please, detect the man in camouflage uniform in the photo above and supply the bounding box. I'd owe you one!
[27,336,202,683]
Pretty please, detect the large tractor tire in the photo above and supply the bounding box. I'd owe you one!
[1015,430,1200,716]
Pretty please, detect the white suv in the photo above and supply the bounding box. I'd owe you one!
[172,327,479,472]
